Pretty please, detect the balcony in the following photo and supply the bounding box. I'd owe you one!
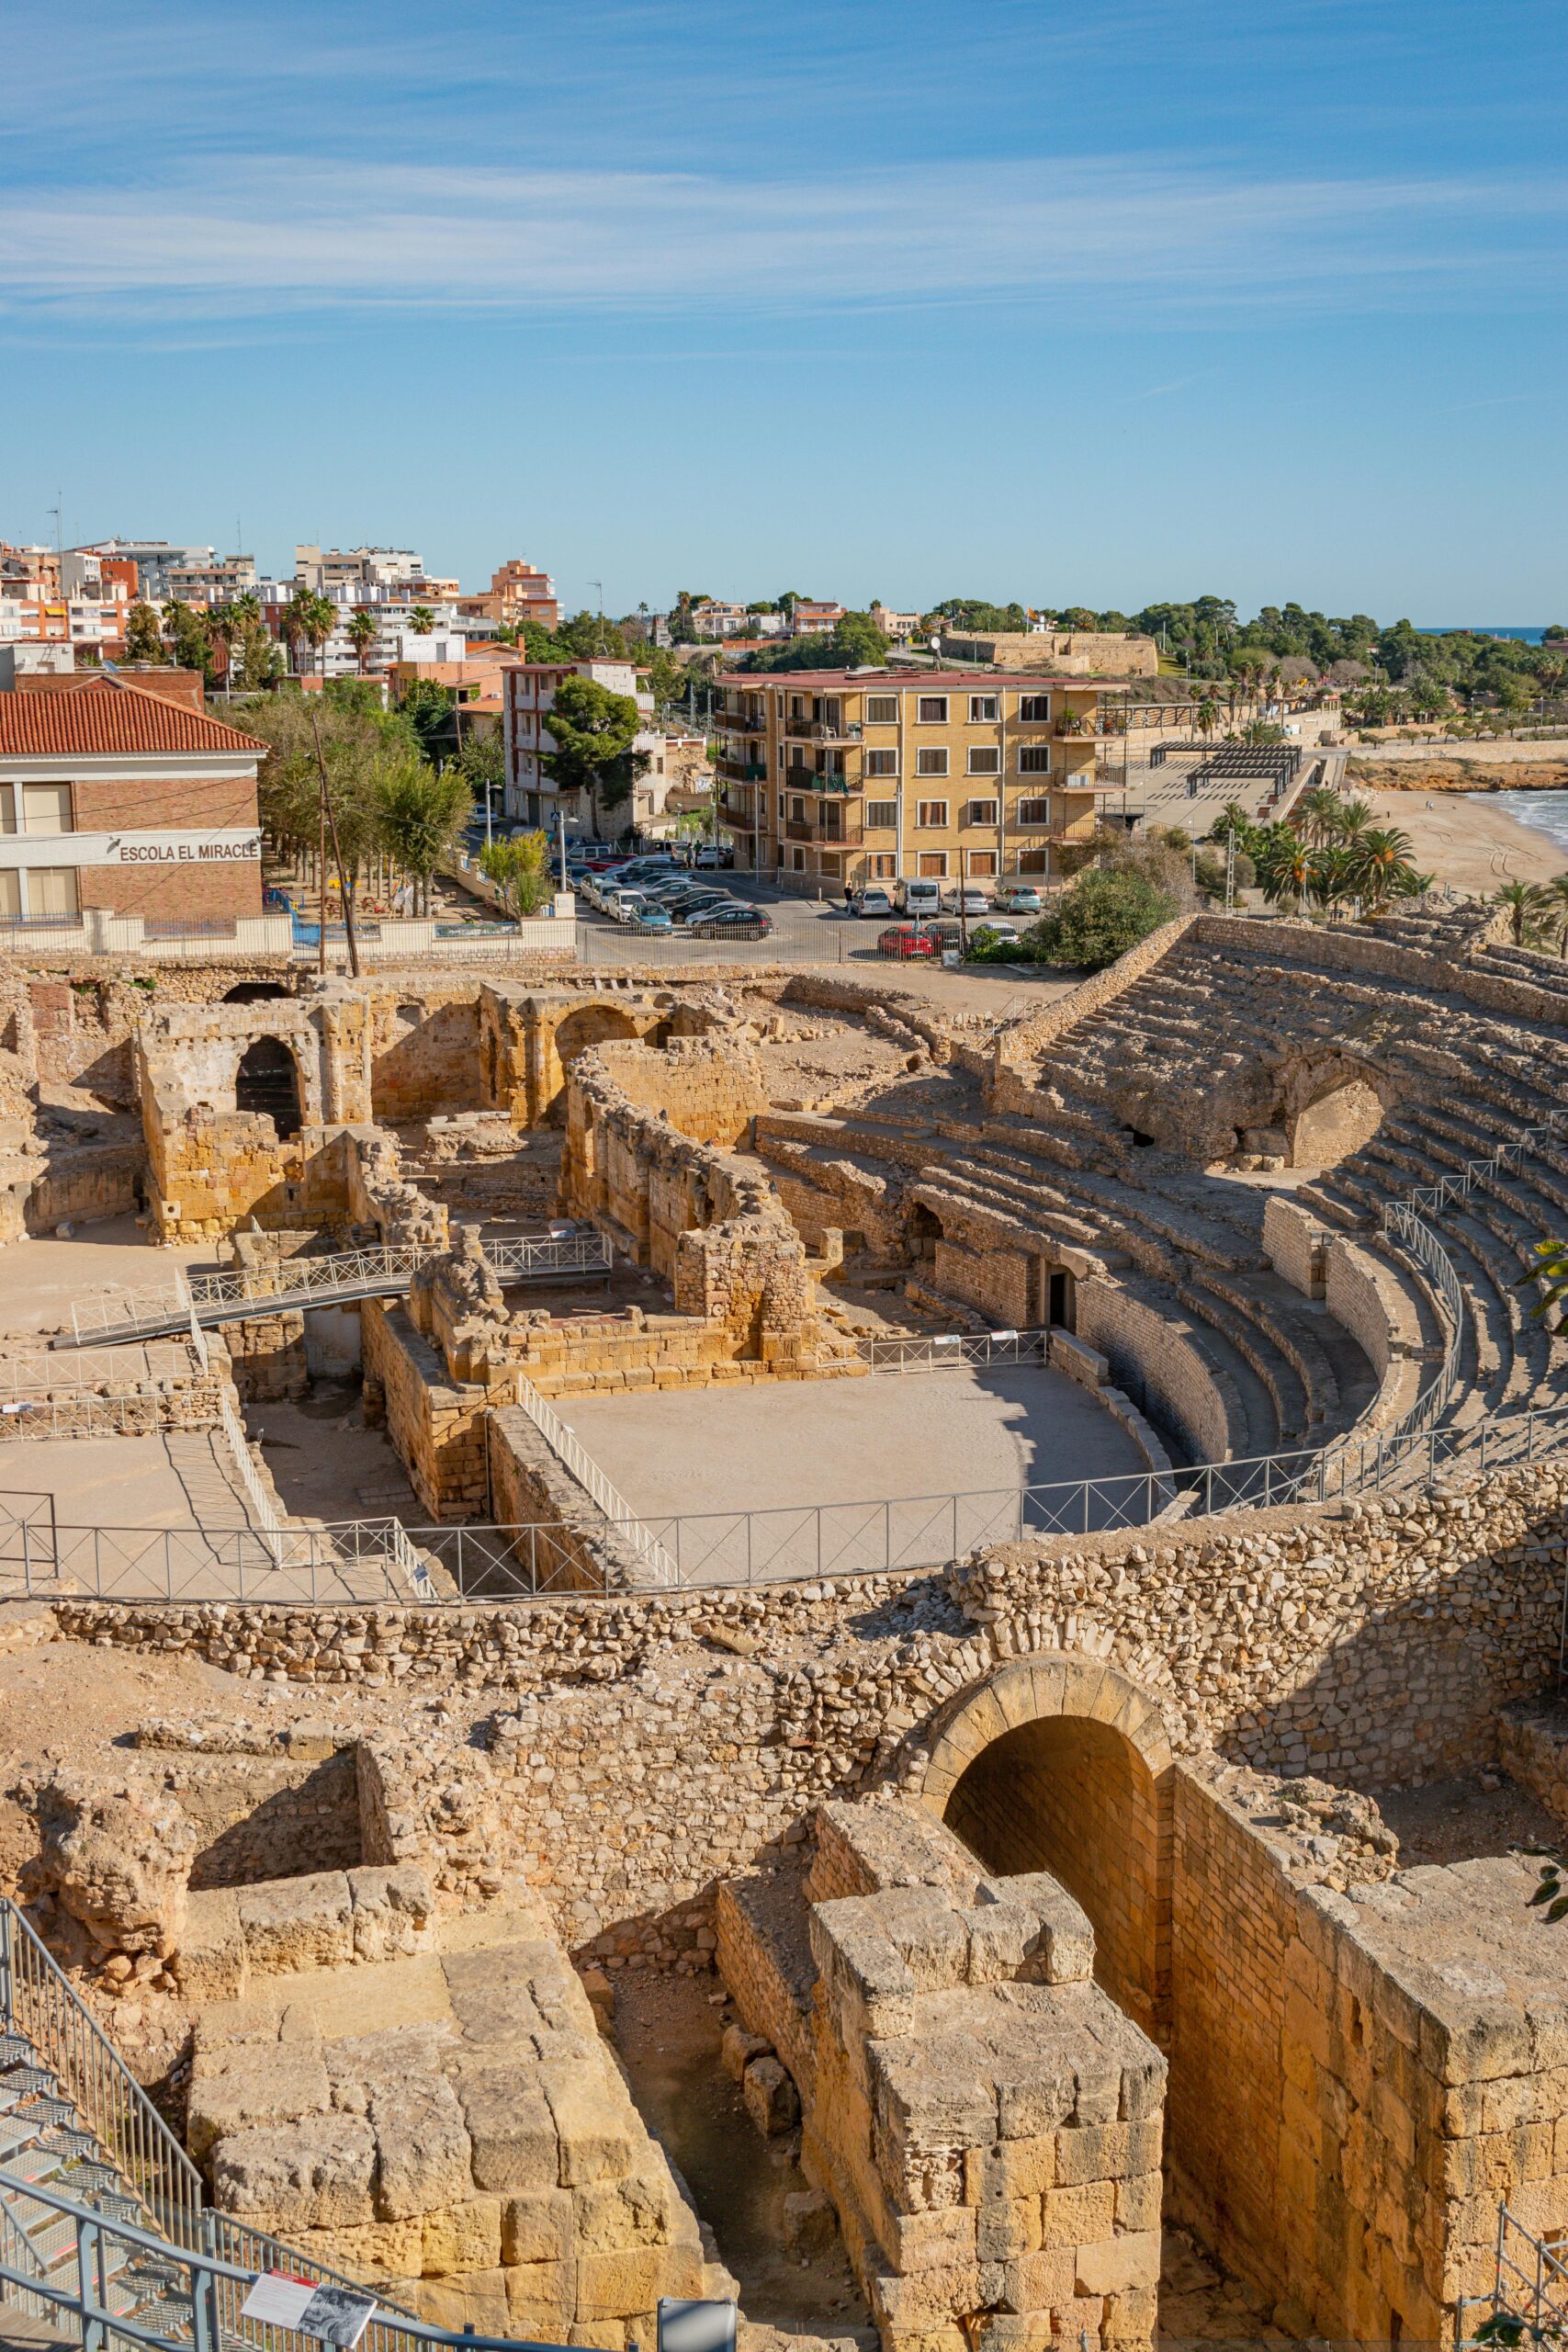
[716,798,758,829]
[720,707,766,732]
[783,716,863,742]
[784,817,863,846]
[783,765,857,795]
[717,756,767,783]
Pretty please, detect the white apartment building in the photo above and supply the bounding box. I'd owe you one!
[502,662,656,831]
[84,541,215,600]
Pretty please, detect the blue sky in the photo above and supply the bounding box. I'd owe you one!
[2,1,1563,620]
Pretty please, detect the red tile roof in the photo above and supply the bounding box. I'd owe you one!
[0,675,266,759]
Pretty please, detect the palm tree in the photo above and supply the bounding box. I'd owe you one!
[1540,874,1568,957]
[346,609,378,676]
[1348,825,1418,918]
[1194,695,1218,741]
[408,605,435,636]
[1331,796,1375,843]
[1494,878,1552,948]
[1255,831,1314,913]
[1299,785,1343,849]
[1306,846,1359,921]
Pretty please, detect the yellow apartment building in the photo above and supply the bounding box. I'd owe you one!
[713,668,1121,891]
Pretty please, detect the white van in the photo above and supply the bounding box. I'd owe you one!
[896,876,942,920]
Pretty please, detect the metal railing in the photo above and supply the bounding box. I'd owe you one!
[1460,2203,1568,2349]
[0,2165,547,2352]
[512,1374,679,1586]
[0,1513,430,1604]
[0,1898,203,2252]
[10,1398,1568,1607]
[826,1328,1046,1374]
[64,1232,614,1347]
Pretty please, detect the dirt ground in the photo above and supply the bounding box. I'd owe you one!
[609,1970,873,2349]
[1375,1769,1563,1867]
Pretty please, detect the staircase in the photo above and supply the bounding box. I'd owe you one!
[0,1898,523,2352]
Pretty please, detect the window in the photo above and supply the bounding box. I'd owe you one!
[1019,745,1052,774]
[866,801,898,831]
[916,799,949,828]
[916,747,949,777]
[0,869,17,920]
[1018,847,1049,875]
[28,867,79,918]
[789,797,806,822]
[966,747,1000,775]
[966,799,998,827]
[1017,797,1053,827]
[1018,694,1051,723]
[968,694,998,723]
[0,788,13,835]
[917,850,948,876]
[792,847,806,871]
[966,851,998,877]
[777,793,786,819]
[865,748,897,777]
[917,695,948,723]
[865,695,898,724]
[870,853,897,878]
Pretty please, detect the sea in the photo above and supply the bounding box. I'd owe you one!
[1418,626,1551,643]
[1489,790,1568,854]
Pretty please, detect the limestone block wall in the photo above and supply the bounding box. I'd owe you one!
[1495,1695,1568,1829]
[363,1301,487,1523]
[26,1141,145,1235]
[1262,1194,1326,1298]
[592,1035,767,1148]
[1167,1758,1568,2343]
[367,985,485,1121]
[1324,1236,1427,1376]
[718,1798,1166,2352]
[1074,1278,1245,1464]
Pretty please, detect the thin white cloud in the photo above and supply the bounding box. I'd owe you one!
[0,155,1562,324]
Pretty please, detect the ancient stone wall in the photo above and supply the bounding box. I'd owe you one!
[1074,1279,1245,1464]
[485,1404,651,1592]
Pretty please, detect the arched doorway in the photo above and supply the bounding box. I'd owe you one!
[235,1036,302,1139]
[922,1654,1171,2041]
[906,1201,942,1263]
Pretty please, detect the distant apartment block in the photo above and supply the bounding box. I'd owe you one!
[82,540,220,602]
[790,600,846,637]
[714,668,1122,890]
[871,604,926,643]
[0,546,130,650]
[457,558,560,637]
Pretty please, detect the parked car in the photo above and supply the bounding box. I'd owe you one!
[604,888,655,922]
[693,844,732,869]
[687,907,773,938]
[849,885,896,919]
[669,892,737,921]
[994,884,1044,916]
[942,884,993,917]
[627,903,674,932]
[877,923,937,960]
[895,877,943,920]
[970,919,1022,949]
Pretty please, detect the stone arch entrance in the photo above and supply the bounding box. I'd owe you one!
[235,1035,303,1140]
[921,1653,1172,2041]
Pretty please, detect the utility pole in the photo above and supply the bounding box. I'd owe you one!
[591,581,604,657]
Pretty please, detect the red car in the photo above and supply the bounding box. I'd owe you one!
[877,922,937,959]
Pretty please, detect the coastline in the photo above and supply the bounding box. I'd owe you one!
[1347,786,1568,892]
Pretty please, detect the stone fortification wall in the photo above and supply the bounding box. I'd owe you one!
[46,1462,1568,1938]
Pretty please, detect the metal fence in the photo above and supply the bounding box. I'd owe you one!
[10,1399,1568,1608]
[511,1374,678,1585]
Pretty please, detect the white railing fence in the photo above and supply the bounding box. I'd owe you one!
[512,1374,679,1586]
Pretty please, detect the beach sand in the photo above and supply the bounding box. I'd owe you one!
[1352,786,1568,893]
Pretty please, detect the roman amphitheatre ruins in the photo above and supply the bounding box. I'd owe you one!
[4,898,1568,2352]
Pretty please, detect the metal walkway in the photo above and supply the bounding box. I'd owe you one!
[59,1232,613,1348]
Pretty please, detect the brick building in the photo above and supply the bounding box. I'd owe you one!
[0,674,265,925]
[714,667,1120,890]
